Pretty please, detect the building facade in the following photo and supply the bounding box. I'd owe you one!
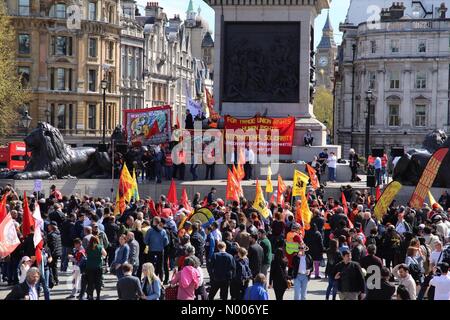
[315,12,337,90]
[335,0,450,156]
[6,0,121,146]
[120,0,145,113]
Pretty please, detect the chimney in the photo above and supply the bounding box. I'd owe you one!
[145,2,159,17]
[169,14,182,30]
[380,2,405,22]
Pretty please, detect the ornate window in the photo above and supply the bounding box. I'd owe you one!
[18,34,30,54]
[416,71,427,89]
[388,104,400,127]
[390,39,399,53]
[390,71,400,89]
[88,2,97,21]
[418,40,426,53]
[89,38,97,57]
[51,36,73,56]
[88,104,96,130]
[18,0,30,16]
[415,104,426,127]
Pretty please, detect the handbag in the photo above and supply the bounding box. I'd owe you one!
[165,284,179,300]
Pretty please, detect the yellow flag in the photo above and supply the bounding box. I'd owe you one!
[300,193,312,228]
[266,165,273,193]
[120,163,134,203]
[253,180,270,219]
[428,191,442,210]
[374,181,402,221]
[292,169,309,197]
[113,191,121,215]
[132,168,140,201]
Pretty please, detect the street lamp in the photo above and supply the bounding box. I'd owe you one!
[21,111,32,135]
[101,78,108,146]
[365,89,374,161]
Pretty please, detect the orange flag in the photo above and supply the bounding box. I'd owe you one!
[226,169,240,202]
[237,164,245,181]
[277,175,287,205]
[167,179,178,206]
[306,164,319,190]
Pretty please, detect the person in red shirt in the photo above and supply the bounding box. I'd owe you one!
[160,203,173,219]
[50,185,62,201]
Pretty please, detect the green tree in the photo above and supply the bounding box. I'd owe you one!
[0,2,29,137]
[313,87,333,129]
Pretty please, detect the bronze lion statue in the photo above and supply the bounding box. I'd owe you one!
[393,129,450,187]
[5,122,111,180]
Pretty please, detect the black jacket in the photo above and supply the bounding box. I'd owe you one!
[248,243,264,277]
[330,213,348,231]
[49,210,65,229]
[292,254,314,279]
[269,259,288,288]
[304,230,324,261]
[333,261,365,293]
[351,244,367,263]
[60,220,75,248]
[104,221,120,247]
[47,230,62,258]
[325,250,343,276]
[5,282,41,300]
[190,231,205,259]
[209,251,236,281]
[366,279,395,300]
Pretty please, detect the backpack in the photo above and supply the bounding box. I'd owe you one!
[238,259,253,281]
[408,261,423,283]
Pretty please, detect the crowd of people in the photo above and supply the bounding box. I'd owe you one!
[1,180,450,301]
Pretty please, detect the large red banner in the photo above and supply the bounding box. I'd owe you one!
[224,115,295,155]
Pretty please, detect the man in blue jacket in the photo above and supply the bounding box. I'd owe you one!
[244,273,269,300]
[208,241,236,300]
[144,216,169,278]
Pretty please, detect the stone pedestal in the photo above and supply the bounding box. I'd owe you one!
[205,0,339,161]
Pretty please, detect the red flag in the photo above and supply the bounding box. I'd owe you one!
[367,195,372,208]
[35,240,43,265]
[226,169,240,202]
[0,195,7,224]
[201,196,209,207]
[277,175,287,205]
[237,164,245,181]
[376,186,381,201]
[181,188,192,212]
[176,115,180,129]
[22,192,34,238]
[148,199,158,217]
[0,213,21,258]
[167,179,178,206]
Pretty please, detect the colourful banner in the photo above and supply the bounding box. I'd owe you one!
[123,106,172,145]
[224,115,295,155]
[374,181,403,221]
[253,180,270,219]
[409,148,449,209]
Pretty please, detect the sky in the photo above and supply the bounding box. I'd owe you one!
[136,0,351,47]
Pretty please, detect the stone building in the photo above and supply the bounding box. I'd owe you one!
[335,0,450,156]
[6,0,121,146]
[315,12,337,90]
[119,0,145,112]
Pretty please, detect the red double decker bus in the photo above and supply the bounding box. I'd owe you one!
[0,141,29,170]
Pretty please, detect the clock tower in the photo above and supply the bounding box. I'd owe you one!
[315,12,337,90]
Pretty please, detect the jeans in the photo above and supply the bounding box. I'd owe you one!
[294,274,309,300]
[325,277,338,300]
[328,167,336,181]
[190,164,198,180]
[375,168,382,186]
[61,246,71,272]
[39,269,50,300]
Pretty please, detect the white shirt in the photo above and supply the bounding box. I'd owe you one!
[429,274,450,300]
[298,255,307,275]
[211,229,222,242]
[396,221,407,235]
[327,155,337,168]
[430,250,444,266]
[245,148,256,164]
[27,282,39,300]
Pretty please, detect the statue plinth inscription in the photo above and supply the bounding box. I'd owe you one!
[223,22,300,103]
